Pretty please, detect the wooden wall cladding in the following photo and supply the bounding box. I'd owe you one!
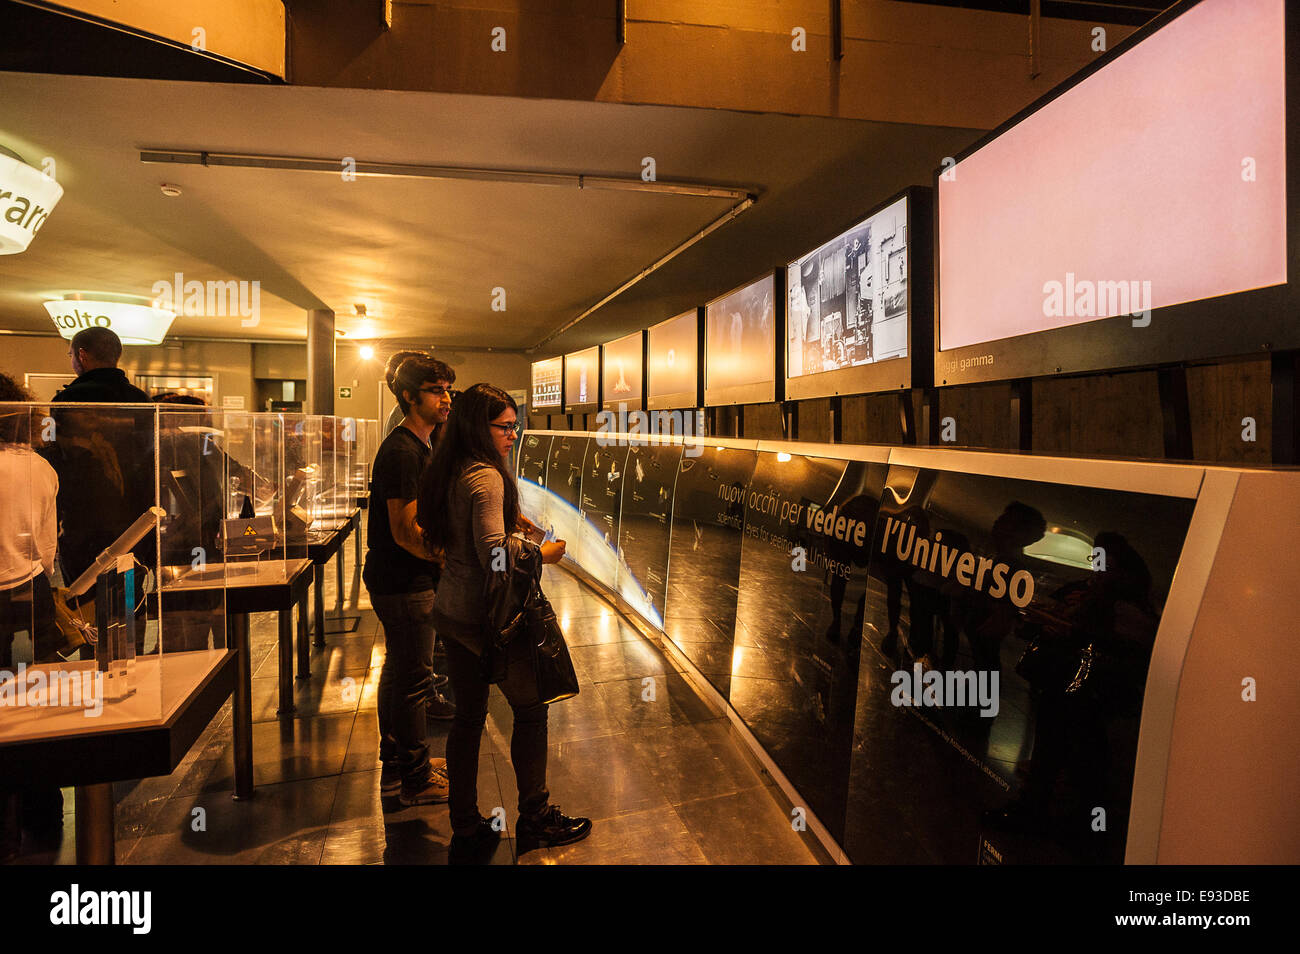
[743,402,785,440]
[839,393,912,444]
[547,360,1274,464]
[1186,359,1271,465]
[797,398,832,443]
[1032,371,1164,459]
[936,382,1012,451]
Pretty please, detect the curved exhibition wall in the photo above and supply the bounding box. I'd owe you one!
[517,430,1300,865]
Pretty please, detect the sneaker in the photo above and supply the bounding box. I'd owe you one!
[426,689,457,721]
[399,761,450,806]
[382,757,445,796]
[515,805,592,848]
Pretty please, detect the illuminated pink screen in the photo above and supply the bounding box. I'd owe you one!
[939,0,1286,351]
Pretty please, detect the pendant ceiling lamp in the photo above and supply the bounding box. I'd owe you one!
[0,149,63,255]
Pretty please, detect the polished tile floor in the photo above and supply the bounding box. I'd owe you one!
[12,555,828,865]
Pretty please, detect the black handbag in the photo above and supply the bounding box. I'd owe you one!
[524,587,579,705]
[481,536,579,705]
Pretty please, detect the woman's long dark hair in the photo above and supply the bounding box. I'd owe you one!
[418,382,520,554]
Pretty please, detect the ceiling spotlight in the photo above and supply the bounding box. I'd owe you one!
[359,345,375,360]
[160,183,182,197]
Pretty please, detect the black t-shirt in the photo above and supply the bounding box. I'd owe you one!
[363,425,438,595]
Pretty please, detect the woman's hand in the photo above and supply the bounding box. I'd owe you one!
[540,540,567,564]
[517,514,546,544]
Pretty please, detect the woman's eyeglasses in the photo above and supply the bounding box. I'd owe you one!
[489,421,523,437]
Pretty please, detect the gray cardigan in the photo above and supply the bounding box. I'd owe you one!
[432,461,512,651]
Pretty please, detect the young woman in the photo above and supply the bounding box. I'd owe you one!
[420,383,591,856]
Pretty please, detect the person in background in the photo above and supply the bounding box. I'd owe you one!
[365,355,457,806]
[153,392,225,651]
[0,372,63,858]
[0,374,59,669]
[43,327,153,588]
[420,383,590,859]
[382,349,430,437]
[52,327,149,403]
[153,393,206,406]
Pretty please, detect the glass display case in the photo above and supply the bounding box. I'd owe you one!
[318,415,355,529]
[175,410,310,586]
[285,413,324,536]
[345,417,374,507]
[0,402,228,740]
[362,419,379,502]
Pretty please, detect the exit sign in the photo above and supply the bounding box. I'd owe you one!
[338,387,352,399]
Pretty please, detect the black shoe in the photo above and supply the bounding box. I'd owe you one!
[516,806,592,848]
[449,817,503,865]
[426,689,457,721]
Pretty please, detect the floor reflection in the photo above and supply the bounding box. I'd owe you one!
[7,554,824,865]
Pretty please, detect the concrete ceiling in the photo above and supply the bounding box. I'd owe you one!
[0,70,983,353]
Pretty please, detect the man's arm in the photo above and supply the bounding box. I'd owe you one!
[387,497,435,561]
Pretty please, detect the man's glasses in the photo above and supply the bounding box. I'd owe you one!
[489,421,523,437]
[418,385,459,398]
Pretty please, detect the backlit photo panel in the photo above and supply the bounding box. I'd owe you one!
[704,272,779,406]
[530,357,562,411]
[936,0,1289,384]
[788,195,909,380]
[563,346,600,414]
[647,309,701,410]
[601,330,644,412]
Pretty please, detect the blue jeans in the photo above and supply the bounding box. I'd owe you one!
[373,589,435,783]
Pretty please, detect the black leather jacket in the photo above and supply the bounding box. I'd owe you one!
[483,535,543,651]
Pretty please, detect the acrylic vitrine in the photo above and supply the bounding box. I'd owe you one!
[316,415,355,529]
[186,410,310,586]
[363,419,379,499]
[0,402,227,747]
[345,417,371,507]
[284,412,324,536]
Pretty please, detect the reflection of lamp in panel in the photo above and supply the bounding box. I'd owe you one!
[1023,526,1094,569]
[883,468,919,506]
[731,645,745,678]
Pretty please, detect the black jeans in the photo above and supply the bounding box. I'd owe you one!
[373,589,435,783]
[444,635,550,836]
[0,574,59,668]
